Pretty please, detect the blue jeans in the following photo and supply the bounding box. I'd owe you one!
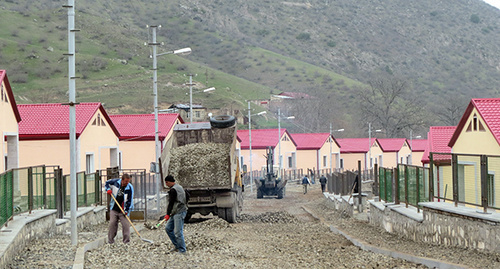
[165,211,187,252]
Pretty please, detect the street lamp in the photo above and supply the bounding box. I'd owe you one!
[278,108,295,174]
[330,123,344,172]
[368,123,382,170]
[148,25,191,212]
[185,77,215,123]
[247,101,266,193]
[409,129,422,165]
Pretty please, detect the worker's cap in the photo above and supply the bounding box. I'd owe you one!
[164,175,175,182]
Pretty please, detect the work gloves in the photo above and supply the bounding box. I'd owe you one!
[107,189,112,195]
[164,215,170,221]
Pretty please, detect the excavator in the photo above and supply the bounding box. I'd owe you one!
[255,146,287,199]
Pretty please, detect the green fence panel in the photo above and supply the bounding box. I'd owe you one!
[379,167,386,201]
[0,171,14,227]
[385,169,393,202]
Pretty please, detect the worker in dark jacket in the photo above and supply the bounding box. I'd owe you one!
[163,175,188,254]
[319,175,328,192]
[105,174,134,244]
[302,175,311,194]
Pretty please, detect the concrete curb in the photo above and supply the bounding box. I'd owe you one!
[72,224,148,268]
[301,206,470,269]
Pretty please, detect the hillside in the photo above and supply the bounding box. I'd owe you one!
[0,0,499,137]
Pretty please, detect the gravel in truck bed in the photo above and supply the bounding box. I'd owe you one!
[168,143,231,188]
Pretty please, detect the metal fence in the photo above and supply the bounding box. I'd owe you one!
[0,165,103,227]
[430,152,500,213]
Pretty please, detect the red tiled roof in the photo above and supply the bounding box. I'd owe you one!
[290,133,340,150]
[377,138,407,152]
[337,138,373,153]
[422,126,455,164]
[449,98,500,148]
[237,129,294,149]
[109,113,183,141]
[410,139,427,152]
[18,103,119,139]
[0,70,21,122]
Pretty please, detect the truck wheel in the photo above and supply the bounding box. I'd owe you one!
[225,206,237,223]
[257,188,263,199]
[184,211,193,223]
[277,188,284,199]
[217,208,226,220]
[210,115,236,128]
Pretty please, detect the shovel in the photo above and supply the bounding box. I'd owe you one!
[145,218,166,230]
[109,193,153,244]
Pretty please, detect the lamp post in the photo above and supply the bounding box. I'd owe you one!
[368,123,382,170]
[409,130,422,165]
[277,108,295,174]
[186,74,215,123]
[248,101,266,193]
[148,25,191,212]
[329,123,344,172]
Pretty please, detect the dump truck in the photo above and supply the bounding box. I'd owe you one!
[255,146,287,199]
[160,116,242,223]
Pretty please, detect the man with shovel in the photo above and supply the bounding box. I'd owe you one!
[163,175,188,254]
[105,173,134,244]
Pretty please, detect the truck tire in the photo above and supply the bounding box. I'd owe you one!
[217,208,226,220]
[277,188,284,199]
[257,188,263,199]
[210,115,236,128]
[225,206,237,223]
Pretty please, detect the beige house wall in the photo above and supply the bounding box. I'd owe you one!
[412,151,425,166]
[0,80,19,173]
[240,148,267,174]
[19,140,70,170]
[369,142,384,169]
[342,153,366,171]
[452,107,500,155]
[398,141,412,164]
[119,140,155,170]
[296,150,317,171]
[278,133,297,170]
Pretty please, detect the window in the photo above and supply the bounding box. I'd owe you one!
[288,156,293,168]
[323,156,327,167]
[86,154,94,173]
[488,173,495,207]
[340,159,344,169]
[195,111,201,118]
[4,155,7,171]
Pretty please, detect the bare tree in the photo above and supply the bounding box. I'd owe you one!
[433,95,468,126]
[357,76,427,138]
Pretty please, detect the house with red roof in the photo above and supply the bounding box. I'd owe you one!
[421,126,455,201]
[377,138,412,168]
[0,70,21,173]
[336,138,383,171]
[109,113,183,171]
[447,98,500,206]
[408,139,427,166]
[17,103,120,173]
[237,128,297,175]
[289,133,341,172]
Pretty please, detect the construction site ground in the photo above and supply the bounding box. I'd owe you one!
[7,182,500,268]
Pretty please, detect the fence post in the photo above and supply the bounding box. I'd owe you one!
[394,167,400,205]
[28,167,33,213]
[404,165,408,208]
[95,170,101,205]
[480,155,488,213]
[416,166,420,213]
[374,164,379,197]
[358,160,362,213]
[452,154,458,207]
[42,166,47,209]
[429,153,434,202]
[55,168,64,219]
[83,173,87,206]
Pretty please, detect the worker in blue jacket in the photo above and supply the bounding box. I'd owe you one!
[105,173,134,244]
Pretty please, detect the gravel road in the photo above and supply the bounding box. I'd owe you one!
[7,182,500,268]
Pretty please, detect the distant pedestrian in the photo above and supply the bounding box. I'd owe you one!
[105,173,134,244]
[319,175,327,192]
[302,175,311,194]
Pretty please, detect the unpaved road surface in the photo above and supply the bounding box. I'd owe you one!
[8,183,500,268]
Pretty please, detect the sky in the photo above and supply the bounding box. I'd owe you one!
[483,0,500,9]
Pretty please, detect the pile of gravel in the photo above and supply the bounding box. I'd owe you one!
[168,143,231,188]
[238,211,298,224]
